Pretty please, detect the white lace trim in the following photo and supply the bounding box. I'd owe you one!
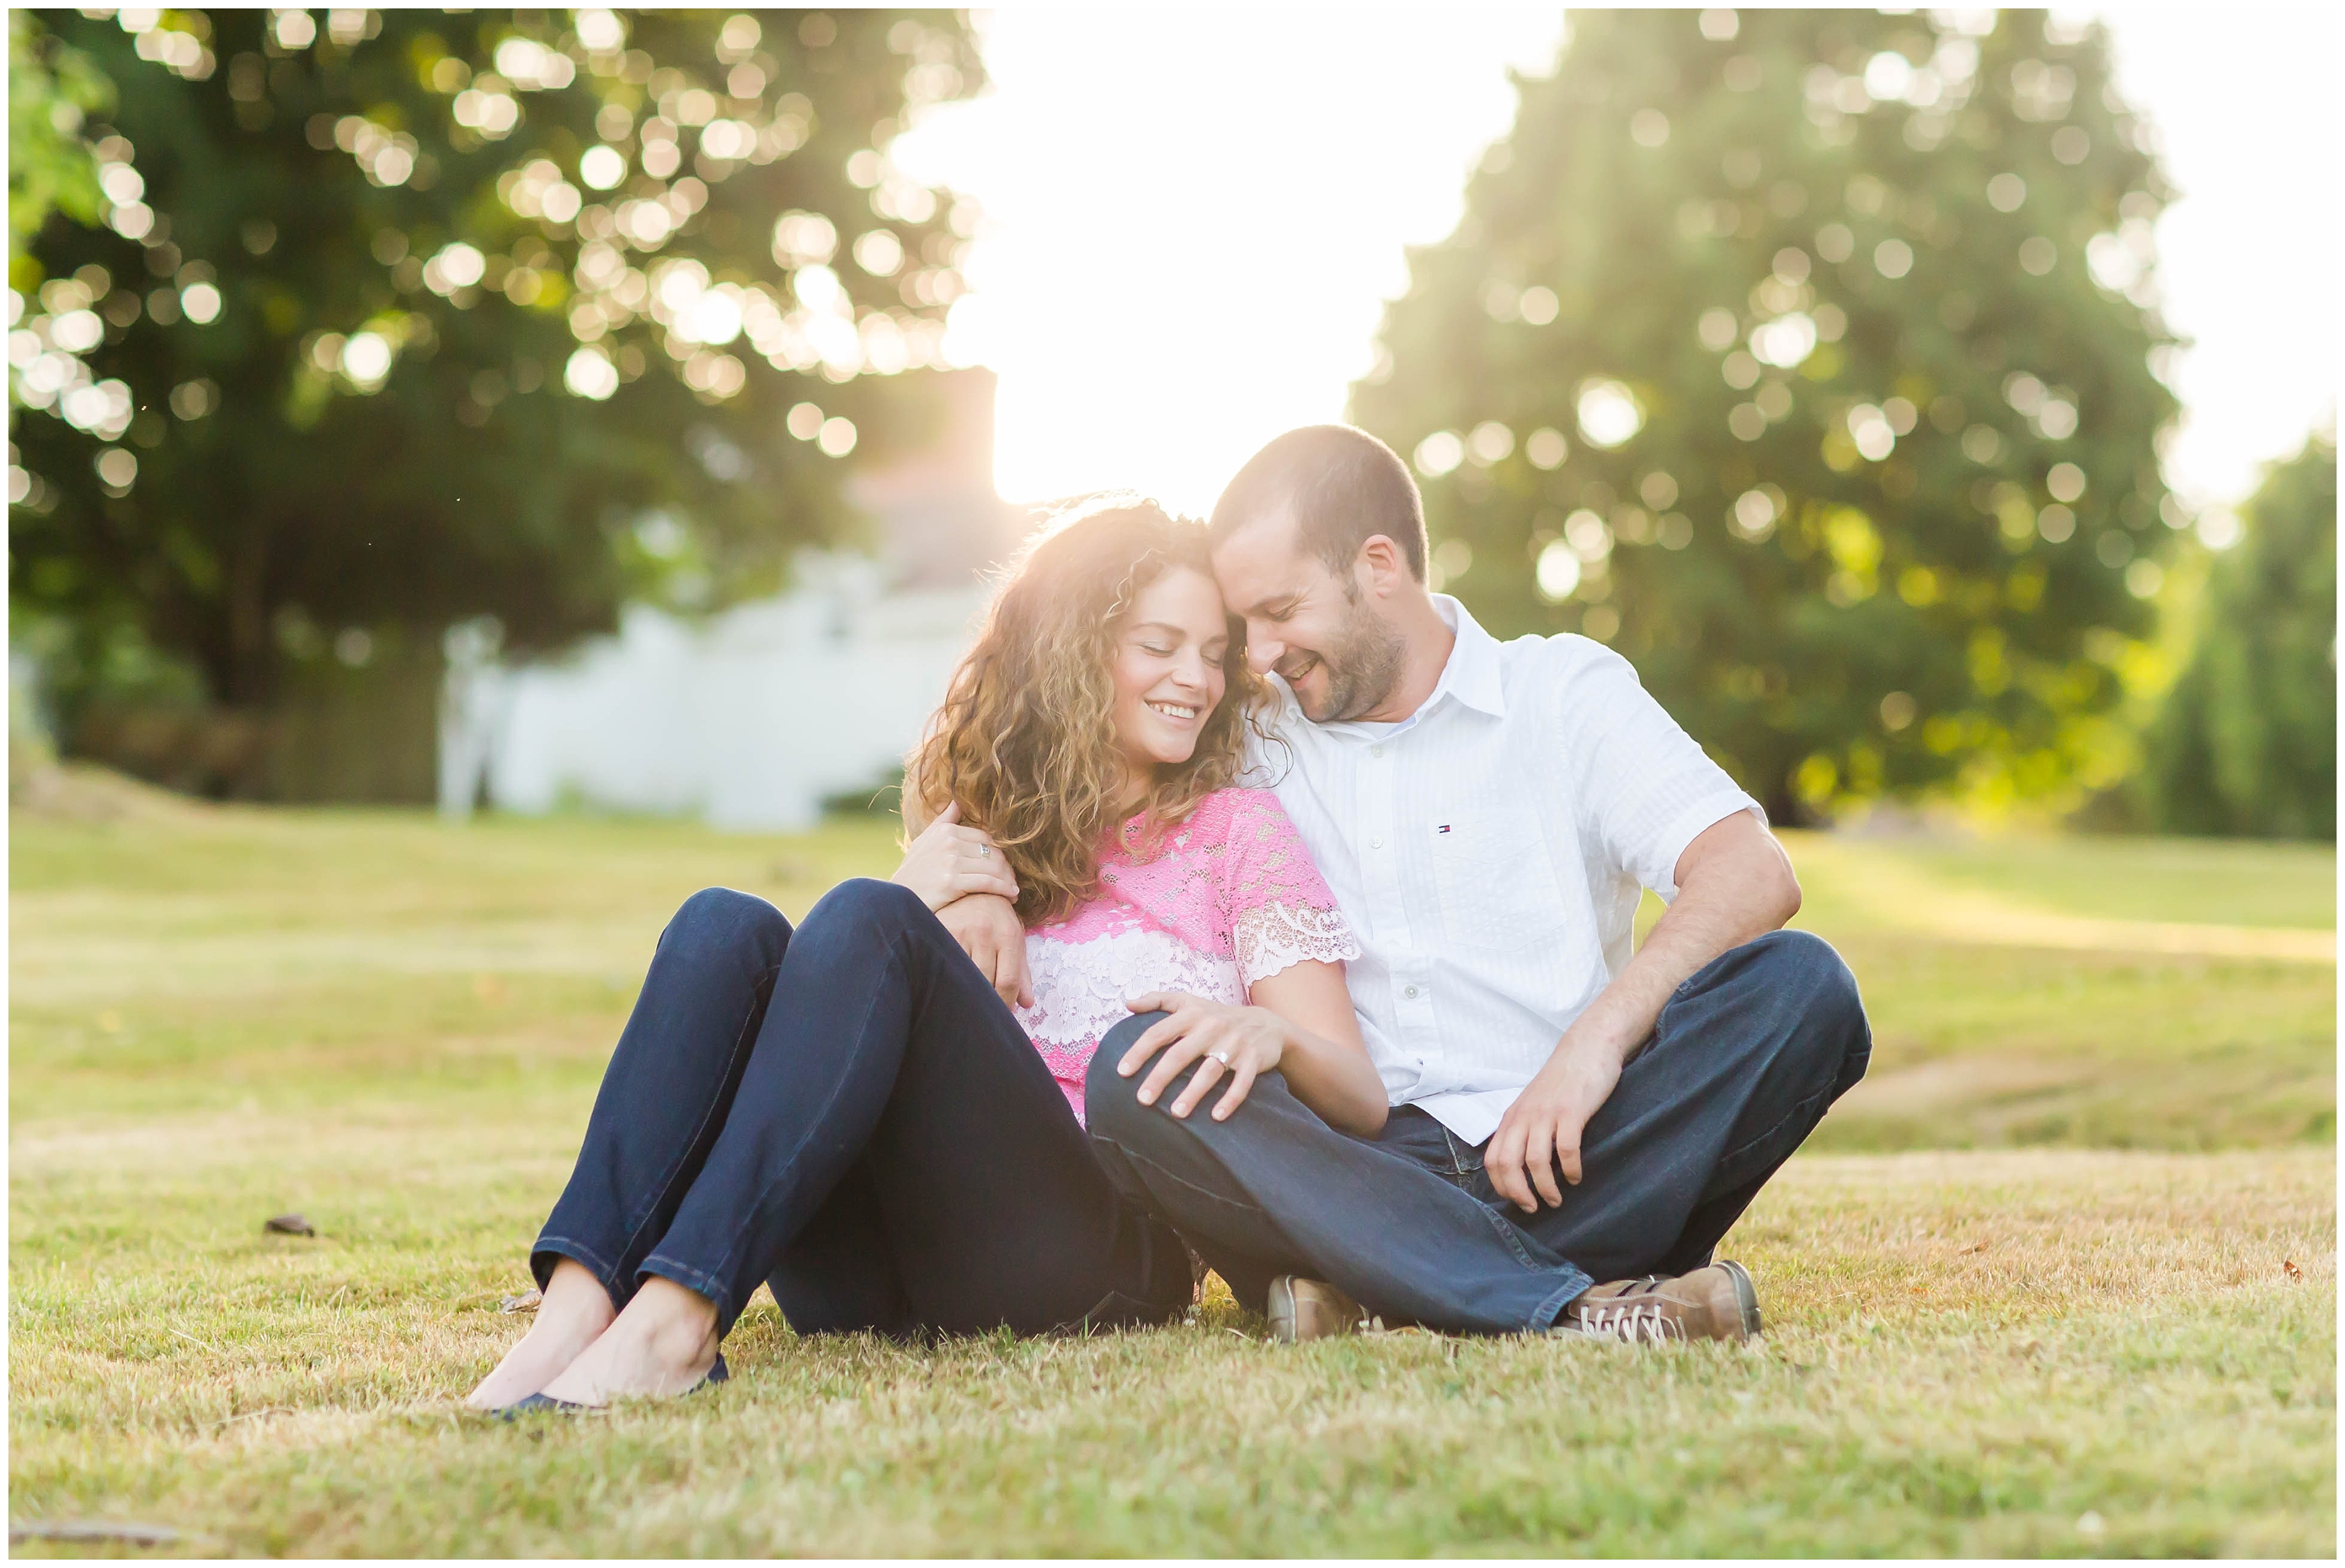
[1234,899,1361,986]
[1016,925,1246,1057]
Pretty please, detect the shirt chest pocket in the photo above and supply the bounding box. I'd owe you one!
[1426,797,1564,953]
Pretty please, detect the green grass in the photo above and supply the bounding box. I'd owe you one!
[1779,831,2334,1154]
[10,803,2336,1555]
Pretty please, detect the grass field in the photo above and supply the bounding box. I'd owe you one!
[9,800,2336,1555]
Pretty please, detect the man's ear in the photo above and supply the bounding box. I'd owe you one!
[1355,534,1413,598]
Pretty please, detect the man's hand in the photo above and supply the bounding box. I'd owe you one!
[890,802,1021,912]
[1118,992,1289,1122]
[1482,1034,1625,1213]
[934,893,1032,1009]
[1480,811,1802,1213]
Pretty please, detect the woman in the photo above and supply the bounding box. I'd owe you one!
[467,499,1383,1411]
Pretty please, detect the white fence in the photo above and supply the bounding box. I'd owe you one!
[441,554,986,830]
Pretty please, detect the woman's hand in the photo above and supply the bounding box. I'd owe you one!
[1117,992,1290,1122]
[890,802,1020,912]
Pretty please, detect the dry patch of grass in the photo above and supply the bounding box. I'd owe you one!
[9,1144,2331,1556]
[9,807,2337,1554]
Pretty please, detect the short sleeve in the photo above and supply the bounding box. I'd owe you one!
[1210,790,1362,987]
[1544,638,1763,899]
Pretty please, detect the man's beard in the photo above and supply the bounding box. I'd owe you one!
[1287,585,1406,723]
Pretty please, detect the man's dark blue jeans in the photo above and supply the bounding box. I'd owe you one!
[1084,929,1872,1334]
[533,878,1191,1341]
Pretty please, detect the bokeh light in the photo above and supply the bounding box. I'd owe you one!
[1576,380,1643,448]
[564,347,619,400]
[1525,428,1568,470]
[1732,487,1781,541]
[574,8,624,52]
[579,146,627,189]
[1466,421,1514,465]
[341,331,393,388]
[1413,430,1464,477]
[1534,540,1581,602]
[2195,508,2244,550]
[1749,312,1817,369]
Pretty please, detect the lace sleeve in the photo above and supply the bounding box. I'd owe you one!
[1233,899,1360,985]
[1213,790,1363,986]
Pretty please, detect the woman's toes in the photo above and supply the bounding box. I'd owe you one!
[537,1325,714,1405]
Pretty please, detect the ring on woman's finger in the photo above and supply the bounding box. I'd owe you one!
[1207,1049,1231,1065]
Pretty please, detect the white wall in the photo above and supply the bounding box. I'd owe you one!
[442,555,986,830]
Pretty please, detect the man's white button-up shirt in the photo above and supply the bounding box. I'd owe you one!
[1248,595,1761,1144]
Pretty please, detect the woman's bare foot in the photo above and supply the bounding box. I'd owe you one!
[534,1276,721,1407]
[464,1260,617,1410]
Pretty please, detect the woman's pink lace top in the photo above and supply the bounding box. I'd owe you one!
[1016,787,1359,1123]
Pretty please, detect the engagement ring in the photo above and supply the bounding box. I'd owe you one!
[1209,1050,1231,1065]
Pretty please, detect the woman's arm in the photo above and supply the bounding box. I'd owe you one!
[1119,959,1387,1137]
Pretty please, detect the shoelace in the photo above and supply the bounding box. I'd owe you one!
[1572,1299,1685,1343]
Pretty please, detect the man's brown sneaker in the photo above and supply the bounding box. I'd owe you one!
[1559,1261,1763,1344]
[1266,1276,1368,1342]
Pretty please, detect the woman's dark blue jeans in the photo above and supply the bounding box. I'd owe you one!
[531,878,1191,1341]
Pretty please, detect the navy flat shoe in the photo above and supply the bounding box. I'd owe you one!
[493,1353,728,1421]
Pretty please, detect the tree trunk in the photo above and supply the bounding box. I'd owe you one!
[227,527,270,707]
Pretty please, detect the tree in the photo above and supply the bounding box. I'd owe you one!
[2145,433,2336,840]
[10,13,116,268]
[11,8,981,739]
[1351,8,2181,823]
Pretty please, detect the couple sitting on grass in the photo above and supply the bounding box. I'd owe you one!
[467,424,1872,1413]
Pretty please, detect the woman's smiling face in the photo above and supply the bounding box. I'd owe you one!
[1109,564,1231,781]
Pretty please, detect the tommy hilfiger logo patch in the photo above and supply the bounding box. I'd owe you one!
[1437,824,1452,834]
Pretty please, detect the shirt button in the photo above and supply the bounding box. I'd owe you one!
[1404,984,1419,999]
[1370,744,1384,758]
[1370,835,1383,849]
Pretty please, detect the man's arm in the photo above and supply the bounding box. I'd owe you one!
[934,891,1032,1009]
[1481,810,1800,1213]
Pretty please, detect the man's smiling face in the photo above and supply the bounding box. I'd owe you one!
[1210,504,1404,724]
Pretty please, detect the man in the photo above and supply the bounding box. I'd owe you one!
[1077,425,1870,1344]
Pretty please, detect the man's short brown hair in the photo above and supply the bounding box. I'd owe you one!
[1208,424,1428,584]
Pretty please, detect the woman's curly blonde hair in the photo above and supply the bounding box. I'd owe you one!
[905,497,1266,928]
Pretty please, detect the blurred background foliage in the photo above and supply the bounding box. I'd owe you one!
[10,6,980,787]
[1354,8,2202,825]
[2142,432,2336,840]
[10,8,2335,838]
[11,13,117,258]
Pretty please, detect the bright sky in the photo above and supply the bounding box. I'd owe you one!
[892,8,2337,517]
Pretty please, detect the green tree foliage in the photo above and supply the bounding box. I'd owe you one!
[10,13,117,269]
[2145,435,2336,840]
[1352,9,2181,821]
[11,8,980,720]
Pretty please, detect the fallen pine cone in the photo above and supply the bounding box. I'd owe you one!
[499,1288,543,1315]
[263,1214,316,1237]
